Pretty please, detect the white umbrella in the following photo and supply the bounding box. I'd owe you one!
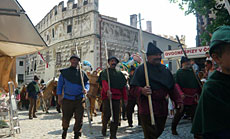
[0,0,47,57]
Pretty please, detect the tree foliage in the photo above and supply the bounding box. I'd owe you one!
[169,0,230,45]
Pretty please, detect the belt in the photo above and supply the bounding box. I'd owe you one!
[65,92,83,100]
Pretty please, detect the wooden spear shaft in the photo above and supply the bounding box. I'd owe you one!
[104,41,114,122]
[75,48,92,133]
[138,13,155,125]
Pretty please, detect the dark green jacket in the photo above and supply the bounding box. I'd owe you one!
[191,71,230,134]
[27,81,40,99]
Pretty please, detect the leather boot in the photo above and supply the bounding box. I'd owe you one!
[74,132,81,139]
[62,128,67,139]
[172,122,178,135]
[101,124,107,136]
[171,127,178,135]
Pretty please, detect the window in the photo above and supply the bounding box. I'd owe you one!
[52,29,55,38]
[34,60,37,71]
[55,8,57,15]
[168,45,172,50]
[31,60,34,71]
[19,61,23,66]
[152,40,157,46]
[56,52,61,65]
[27,67,29,75]
[83,0,88,5]
[18,74,24,84]
[46,52,50,64]
[169,61,172,71]
[67,25,72,33]
[47,35,49,41]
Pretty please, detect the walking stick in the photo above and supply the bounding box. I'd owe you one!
[75,48,93,134]
[175,35,203,89]
[104,41,114,122]
[138,13,155,125]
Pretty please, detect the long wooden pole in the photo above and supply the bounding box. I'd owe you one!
[104,41,114,122]
[75,47,92,133]
[138,13,155,125]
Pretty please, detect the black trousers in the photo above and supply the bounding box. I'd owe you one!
[140,114,167,139]
[102,99,120,138]
[172,104,197,130]
[61,98,84,135]
[126,99,141,126]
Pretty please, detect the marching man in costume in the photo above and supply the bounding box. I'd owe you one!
[98,56,128,139]
[130,42,183,139]
[57,55,89,139]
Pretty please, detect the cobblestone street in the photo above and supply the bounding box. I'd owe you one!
[1,108,193,139]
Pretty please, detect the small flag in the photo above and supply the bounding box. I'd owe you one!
[38,52,48,68]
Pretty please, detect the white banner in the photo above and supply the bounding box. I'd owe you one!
[164,46,210,59]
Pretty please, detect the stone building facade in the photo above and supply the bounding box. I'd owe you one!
[25,0,182,82]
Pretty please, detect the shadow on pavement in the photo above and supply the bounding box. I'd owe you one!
[47,124,74,135]
[40,112,62,120]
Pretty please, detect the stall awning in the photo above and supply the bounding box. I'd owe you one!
[0,0,47,57]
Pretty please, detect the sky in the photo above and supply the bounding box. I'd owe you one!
[17,0,197,48]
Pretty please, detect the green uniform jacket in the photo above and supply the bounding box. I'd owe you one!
[191,71,230,134]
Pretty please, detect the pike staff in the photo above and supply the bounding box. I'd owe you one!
[75,48,92,134]
[138,13,155,125]
[104,41,114,122]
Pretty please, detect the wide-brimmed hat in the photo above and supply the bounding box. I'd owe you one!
[70,55,81,61]
[180,56,190,65]
[108,56,119,63]
[34,75,39,81]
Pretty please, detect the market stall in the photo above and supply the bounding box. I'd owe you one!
[0,0,47,136]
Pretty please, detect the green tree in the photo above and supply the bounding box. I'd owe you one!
[169,0,230,45]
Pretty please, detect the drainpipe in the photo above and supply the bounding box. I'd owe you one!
[99,15,102,68]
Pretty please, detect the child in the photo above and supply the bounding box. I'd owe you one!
[191,26,230,138]
[168,97,175,119]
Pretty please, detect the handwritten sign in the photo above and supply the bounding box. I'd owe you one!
[164,46,209,59]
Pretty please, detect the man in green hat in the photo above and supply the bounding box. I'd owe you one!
[26,75,41,119]
[130,42,183,139]
[98,56,128,139]
[171,56,201,135]
[191,26,230,138]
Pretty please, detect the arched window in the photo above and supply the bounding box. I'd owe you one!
[83,0,88,6]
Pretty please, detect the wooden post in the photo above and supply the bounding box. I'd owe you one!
[104,41,114,122]
[138,13,155,125]
[75,48,92,134]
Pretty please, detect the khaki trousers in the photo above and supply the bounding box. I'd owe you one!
[28,97,37,118]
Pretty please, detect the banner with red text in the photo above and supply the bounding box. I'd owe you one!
[164,46,209,59]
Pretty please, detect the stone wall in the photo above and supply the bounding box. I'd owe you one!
[25,0,182,82]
